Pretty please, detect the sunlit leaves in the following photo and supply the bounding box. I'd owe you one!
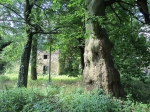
[51,0,61,11]
[52,0,57,4]
[0,0,12,4]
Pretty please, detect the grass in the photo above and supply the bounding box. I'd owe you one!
[0,75,17,89]
[0,74,83,91]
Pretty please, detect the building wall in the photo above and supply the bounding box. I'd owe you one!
[37,50,59,75]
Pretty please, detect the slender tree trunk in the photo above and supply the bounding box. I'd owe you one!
[30,2,41,80]
[77,38,85,74]
[17,0,33,87]
[79,46,84,74]
[83,0,124,97]
[17,33,33,87]
[31,36,37,80]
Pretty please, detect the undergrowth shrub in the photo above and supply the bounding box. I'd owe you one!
[120,96,150,112]
[22,86,61,112]
[22,97,61,112]
[0,86,150,112]
[58,88,120,112]
[122,77,150,103]
[0,87,59,112]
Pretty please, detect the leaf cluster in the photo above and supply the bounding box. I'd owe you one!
[105,2,150,82]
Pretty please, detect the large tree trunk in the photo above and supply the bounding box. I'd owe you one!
[31,36,37,80]
[83,0,124,97]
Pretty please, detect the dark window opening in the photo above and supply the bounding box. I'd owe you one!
[44,55,47,59]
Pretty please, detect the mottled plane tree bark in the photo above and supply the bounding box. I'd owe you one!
[83,0,150,97]
[83,0,124,97]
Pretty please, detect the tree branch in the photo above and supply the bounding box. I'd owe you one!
[105,0,135,7]
[105,0,120,7]
[0,19,24,23]
[120,1,136,7]
[110,5,122,23]
[0,3,24,20]
[30,0,38,9]
[0,41,12,51]
[118,2,145,24]
[32,27,60,35]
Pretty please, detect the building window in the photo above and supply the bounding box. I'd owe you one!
[43,55,47,59]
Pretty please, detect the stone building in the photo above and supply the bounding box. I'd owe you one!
[37,50,59,75]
